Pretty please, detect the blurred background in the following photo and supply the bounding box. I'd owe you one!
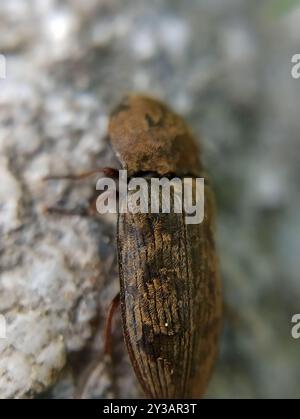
[0,0,300,399]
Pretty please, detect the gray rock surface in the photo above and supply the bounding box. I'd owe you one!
[0,0,300,398]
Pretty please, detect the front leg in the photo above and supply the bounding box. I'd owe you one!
[43,167,119,181]
[43,167,119,218]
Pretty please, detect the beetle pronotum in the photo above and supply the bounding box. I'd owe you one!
[44,95,222,399]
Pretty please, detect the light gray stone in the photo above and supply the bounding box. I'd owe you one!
[0,0,300,399]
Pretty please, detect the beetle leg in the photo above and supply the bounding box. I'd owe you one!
[44,188,119,218]
[74,292,121,399]
[104,292,121,357]
[43,167,119,181]
[44,193,98,217]
[43,205,95,217]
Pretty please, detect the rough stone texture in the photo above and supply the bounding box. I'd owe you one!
[0,0,300,399]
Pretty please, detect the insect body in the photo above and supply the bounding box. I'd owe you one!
[45,95,222,399]
[109,96,222,398]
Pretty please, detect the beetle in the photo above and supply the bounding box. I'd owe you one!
[44,95,222,399]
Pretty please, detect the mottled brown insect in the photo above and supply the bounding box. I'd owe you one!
[110,96,222,399]
[45,95,222,399]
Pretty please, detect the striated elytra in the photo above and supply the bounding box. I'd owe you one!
[109,96,222,399]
